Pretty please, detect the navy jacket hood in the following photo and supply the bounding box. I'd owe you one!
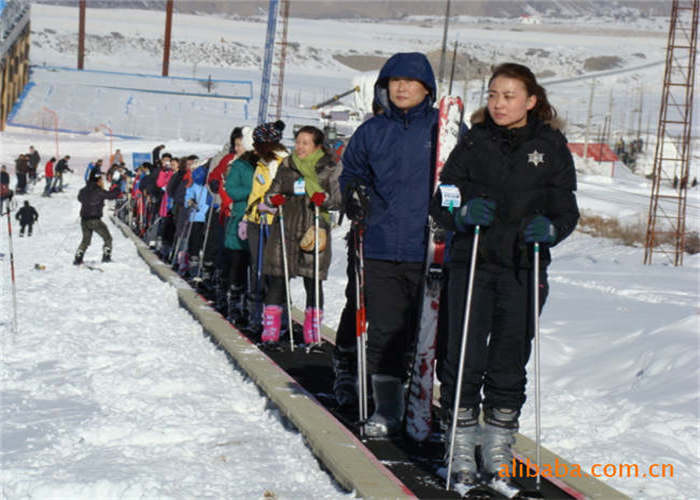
[374,52,436,117]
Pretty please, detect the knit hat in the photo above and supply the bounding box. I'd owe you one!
[241,126,254,152]
[253,120,285,144]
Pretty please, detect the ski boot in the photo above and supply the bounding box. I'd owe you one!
[227,284,246,325]
[482,407,521,495]
[73,250,84,265]
[102,246,112,263]
[365,375,405,437]
[244,292,264,336]
[303,307,322,345]
[332,346,357,407]
[260,305,282,345]
[445,406,481,493]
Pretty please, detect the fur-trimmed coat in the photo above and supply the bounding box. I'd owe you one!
[430,108,579,269]
[262,152,341,280]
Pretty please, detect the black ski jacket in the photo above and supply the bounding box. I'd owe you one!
[78,182,119,220]
[16,205,38,224]
[430,109,579,269]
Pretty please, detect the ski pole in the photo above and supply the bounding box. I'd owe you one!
[278,205,295,352]
[446,225,480,490]
[170,211,185,265]
[196,202,215,281]
[180,210,195,271]
[354,224,368,433]
[313,203,321,345]
[533,241,542,491]
[4,205,19,342]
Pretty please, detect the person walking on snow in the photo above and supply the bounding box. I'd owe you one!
[15,200,39,237]
[53,155,72,192]
[338,52,440,437]
[74,170,121,265]
[28,146,40,183]
[43,157,56,197]
[430,63,579,490]
[84,159,103,183]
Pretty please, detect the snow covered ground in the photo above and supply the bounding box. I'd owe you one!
[1,4,699,499]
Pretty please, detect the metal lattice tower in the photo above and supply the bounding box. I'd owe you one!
[644,0,698,266]
[257,0,290,125]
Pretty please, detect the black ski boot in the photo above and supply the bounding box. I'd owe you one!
[102,246,112,263]
[332,346,357,407]
[212,270,228,314]
[73,250,84,265]
[227,284,246,325]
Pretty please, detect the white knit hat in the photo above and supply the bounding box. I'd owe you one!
[241,126,254,152]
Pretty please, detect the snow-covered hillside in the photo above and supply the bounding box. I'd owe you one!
[1,4,698,499]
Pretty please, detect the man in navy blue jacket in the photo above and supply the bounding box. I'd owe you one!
[339,52,439,437]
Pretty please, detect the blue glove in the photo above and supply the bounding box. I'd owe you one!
[524,215,557,243]
[454,198,496,230]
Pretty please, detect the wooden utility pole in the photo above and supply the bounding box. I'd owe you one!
[77,0,86,70]
[162,0,173,77]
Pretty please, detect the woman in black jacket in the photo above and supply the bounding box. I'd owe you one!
[431,63,579,490]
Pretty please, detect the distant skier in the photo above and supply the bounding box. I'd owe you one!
[74,170,121,265]
[28,146,40,182]
[53,155,73,192]
[84,158,103,183]
[15,154,29,194]
[15,200,39,237]
[0,165,12,213]
[43,157,56,197]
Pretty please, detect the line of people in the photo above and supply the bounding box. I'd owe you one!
[115,120,342,350]
[111,51,579,493]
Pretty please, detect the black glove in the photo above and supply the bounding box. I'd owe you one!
[210,179,220,193]
[345,183,369,223]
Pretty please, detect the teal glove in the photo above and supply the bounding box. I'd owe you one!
[454,198,496,230]
[524,215,556,243]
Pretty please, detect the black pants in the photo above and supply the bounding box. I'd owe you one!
[266,275,323,309]
[187,221,205,256]
[20,223,33,236]
[205,211,225,266]
[335,230,357,351]
[78,218,112,254]
[16,173,27,193]
[440,263,548,412]
[364,259,423,380]
[220,248,249,289]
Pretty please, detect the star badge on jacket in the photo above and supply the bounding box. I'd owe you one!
[528,149,545,167]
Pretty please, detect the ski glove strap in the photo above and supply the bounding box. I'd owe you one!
[523,215,557,243]
[454,198,496,230]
